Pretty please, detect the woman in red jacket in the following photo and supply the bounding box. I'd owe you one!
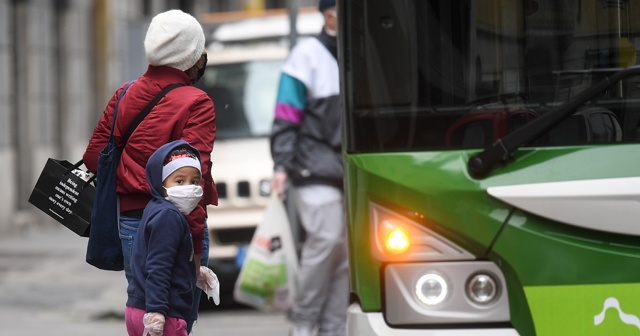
[83,9,217,334]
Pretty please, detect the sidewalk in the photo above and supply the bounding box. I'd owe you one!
[0,223,292,335]
[0,223,128,334]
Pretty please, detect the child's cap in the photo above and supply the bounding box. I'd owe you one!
[162,147,201,182]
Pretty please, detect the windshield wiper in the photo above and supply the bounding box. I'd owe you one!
[468,65,640,179]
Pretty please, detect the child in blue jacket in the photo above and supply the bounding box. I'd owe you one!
[125,140,216,336]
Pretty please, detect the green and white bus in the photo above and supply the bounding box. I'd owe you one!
[338,1,640,335]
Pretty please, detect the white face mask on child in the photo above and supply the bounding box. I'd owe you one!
[164,185,203,215]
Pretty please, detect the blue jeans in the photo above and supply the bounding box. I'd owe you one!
[120,216,210,333]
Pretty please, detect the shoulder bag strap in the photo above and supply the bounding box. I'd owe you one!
[76,80,136,172]
[121,83,184,147]
[109,80,137,141]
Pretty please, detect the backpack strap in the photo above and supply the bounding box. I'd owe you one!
[121,83,184,147]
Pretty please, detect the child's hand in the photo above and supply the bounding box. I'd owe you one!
[143,312,165,336]
[196,266,220,305]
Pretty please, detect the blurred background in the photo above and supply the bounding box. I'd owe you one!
[0,0,317,231]
[0,0,324,312]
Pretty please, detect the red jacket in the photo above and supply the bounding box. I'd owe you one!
[83,65,218,253]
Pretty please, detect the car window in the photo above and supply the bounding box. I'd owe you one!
[244,61,282,136]
[198,59,283,139]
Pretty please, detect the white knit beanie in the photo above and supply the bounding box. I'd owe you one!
[144,9,205,71]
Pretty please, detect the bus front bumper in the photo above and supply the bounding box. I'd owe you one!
[347,303,520,336]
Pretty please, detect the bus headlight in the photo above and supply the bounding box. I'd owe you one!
[385,262,510,325]
[467,273,498,305]
[415,273,449,306]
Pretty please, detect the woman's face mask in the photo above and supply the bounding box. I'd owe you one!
[191,54,207,84]
[164,185,203,214]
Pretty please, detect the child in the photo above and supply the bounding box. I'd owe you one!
[125,140,214,336]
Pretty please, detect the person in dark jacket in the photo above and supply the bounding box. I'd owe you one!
[83,9,217,332]
[270,1,348,335]
[126,140,203,336]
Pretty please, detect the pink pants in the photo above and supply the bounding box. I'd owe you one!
[125,306,188,336]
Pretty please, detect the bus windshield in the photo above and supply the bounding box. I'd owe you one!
[343,0,640,152]
[340,2,640,334]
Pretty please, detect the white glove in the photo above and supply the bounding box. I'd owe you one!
[196,266,220,305]
[143,312,165,336]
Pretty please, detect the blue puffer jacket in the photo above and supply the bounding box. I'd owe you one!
[126,139,197,321]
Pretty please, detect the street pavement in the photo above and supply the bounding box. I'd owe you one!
[0,222,290,335]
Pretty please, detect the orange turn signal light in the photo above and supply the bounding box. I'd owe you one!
[385,228,410,253]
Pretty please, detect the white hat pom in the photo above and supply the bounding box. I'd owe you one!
[144,9,205,71]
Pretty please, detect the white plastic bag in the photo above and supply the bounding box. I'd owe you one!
[233,194,298,311]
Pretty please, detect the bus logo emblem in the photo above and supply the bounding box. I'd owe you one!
[594,297,640,330]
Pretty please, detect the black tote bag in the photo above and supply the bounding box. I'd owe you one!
[28,159,95,237]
